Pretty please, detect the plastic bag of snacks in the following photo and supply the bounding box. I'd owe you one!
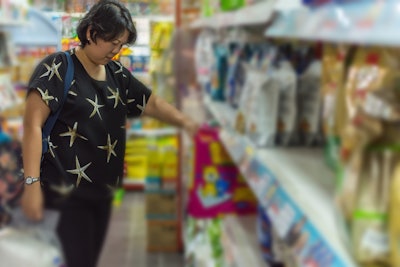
[0,208,65,266]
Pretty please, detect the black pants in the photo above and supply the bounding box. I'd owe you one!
[47,193,113,267]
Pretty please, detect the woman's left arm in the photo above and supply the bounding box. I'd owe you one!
[143,94,199,138]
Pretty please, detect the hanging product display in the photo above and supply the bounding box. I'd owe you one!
[187,124,257,218]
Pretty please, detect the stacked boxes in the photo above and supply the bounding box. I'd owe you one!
[144,133,182,252]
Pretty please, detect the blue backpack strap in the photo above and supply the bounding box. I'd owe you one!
[42,51,74,154]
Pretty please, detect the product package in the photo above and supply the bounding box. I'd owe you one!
[210,43,229,101]
[351,150,394,266]
[296,46,324,147]
[0,208,65,267]
[187,125,257,218]
[224,43,248,108]
[273,46,299,147]
[245,45,280,147]
[321,43,350,170]
[194,29,217,95]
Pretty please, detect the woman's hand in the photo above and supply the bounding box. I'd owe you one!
[182,117,200,139]
[20,183,44,221]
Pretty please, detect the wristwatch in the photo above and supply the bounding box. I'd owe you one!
[24,176,40,185]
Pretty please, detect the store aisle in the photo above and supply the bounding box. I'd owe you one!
[98,191,184,267]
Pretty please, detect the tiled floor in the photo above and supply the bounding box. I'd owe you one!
[98,191,184,267]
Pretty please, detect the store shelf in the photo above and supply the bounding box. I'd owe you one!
[0,20,26,26]
[265,1,400,47]
[221,215,268,267]
[5,7,60,48]
[204,95,357,267]
[133,14,174,22]
[123,178,145,190]
[191,0,278,29]
[127,127,178,137]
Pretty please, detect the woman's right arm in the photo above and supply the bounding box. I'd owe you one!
[21,90,51,221]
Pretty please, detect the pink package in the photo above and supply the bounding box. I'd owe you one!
[187,124,257,218]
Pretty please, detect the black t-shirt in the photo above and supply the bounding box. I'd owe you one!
[28,48,152,200]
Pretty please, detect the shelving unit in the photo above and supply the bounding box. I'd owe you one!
[190,0,277,29]
[185,0,400,266]
[203,95,357,267]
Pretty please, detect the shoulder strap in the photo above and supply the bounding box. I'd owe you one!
[42,51,74,154]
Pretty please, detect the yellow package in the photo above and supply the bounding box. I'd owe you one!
[321,43,349,137]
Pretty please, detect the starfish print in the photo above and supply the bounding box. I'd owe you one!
[115,62,124,74]
[59,122,88,147]
[37,87,57,105]
[39,57,62,81]
[48,138,58,158]
[106,176,121,193]
[136,94,147,112]
[115,63,127,78]
[69,90,77,96]
[67,156,93,186]
[50,182,75,196]
[97,134,118,163]
[107,86,125,108]
[126,89,135,104]
[86,95,104,119]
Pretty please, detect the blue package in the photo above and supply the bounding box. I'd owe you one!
[210,44,229,101]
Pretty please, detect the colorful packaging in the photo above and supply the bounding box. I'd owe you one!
[187,125,257,218]
[194,29,217,95]
[210,43,229,101]
[321,44,349,169]
[351,149,393,265]
[297,57,324,147]
[245,46,280,147]
[225,43,247,108]
[220,0,245,11]
[274,53,298,147]
[234,47,261,135]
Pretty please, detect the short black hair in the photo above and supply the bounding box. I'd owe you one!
[76,0,137,48]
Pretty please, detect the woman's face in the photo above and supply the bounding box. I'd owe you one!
[87,29,130,65]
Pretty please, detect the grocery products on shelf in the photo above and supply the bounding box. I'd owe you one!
[189,1,400,267]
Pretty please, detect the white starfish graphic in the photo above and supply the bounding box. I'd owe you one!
[48,137,58,158]
[69,90,77,96]
[106,176,120,193]
[136,94,147,112]
[97,134,118,163]
[115,62,124,74]
[67,156,93,186]
[39,57,62,81]
[86,95,104,119]
[107,86,126,108]
[115,62,127,78]
[50,182,75,196]
[126,89,135,104]
[37,87,57,105]
[59,122,88,147]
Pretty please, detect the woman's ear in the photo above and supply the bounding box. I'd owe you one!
[86,26,92,43]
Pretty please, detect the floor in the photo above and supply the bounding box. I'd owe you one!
[97,191,185,267]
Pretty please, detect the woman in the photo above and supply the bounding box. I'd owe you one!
[20,1,198,266]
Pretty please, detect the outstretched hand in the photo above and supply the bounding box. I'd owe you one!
[182,117,200,139]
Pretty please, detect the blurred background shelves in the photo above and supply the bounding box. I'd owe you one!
[204,95,357,267]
